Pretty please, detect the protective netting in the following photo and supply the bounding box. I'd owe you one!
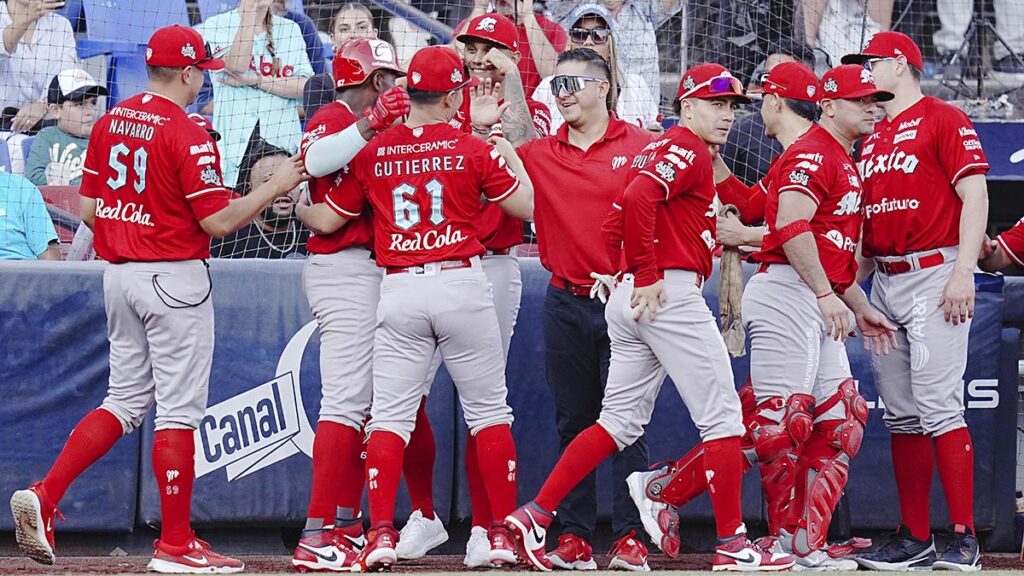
[0,0,1021,259]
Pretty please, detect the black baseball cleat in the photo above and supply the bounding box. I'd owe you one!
[855,524,936,571]
[933,525,981,572]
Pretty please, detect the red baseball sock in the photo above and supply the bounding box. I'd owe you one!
[535,424,616,513]
[934,427,974,533]
[703,436,745,538]
[41,408,124,504]
[891,433,933,541]
[402,398,435,518]
[152,429,195,548]
[366,430,405,525]
[306,421,361,523]
[473,424,517,520]
[465,432,492,527]
[336,428,366,520]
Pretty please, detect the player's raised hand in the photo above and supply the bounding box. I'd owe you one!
[270,155,310,193]
[630,281,666,323]
[938,268,974,325]
[482,47,517,75]
[471,78,510,131]
[365,86,409,131]
[817,292,852,341]
[855,306,898,356]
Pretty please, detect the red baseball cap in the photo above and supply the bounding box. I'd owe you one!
[456,14,519,52]
[761,61,819,102]
[676,63,750,103]
[187,112,221,141]
[841,31,923,70]
[407,46,479,92]
[819,64,894,101]
[146,25,224,70]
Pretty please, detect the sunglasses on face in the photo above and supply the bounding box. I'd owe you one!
[569,27,611,45]
[865,57,894,71]
[550,75,605,96]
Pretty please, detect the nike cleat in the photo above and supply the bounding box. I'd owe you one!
[292,527,358,572]
[713,534,794,572]
[350,524,399,572]
[546,533,597,570]
[855,525,935,571]
[148,536,244,574]
[505,501,555,572]
[487,524,518,567]
[933,525,981,572]
[10,484,62,565]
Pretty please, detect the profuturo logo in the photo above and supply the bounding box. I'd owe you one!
[194,321,319,481]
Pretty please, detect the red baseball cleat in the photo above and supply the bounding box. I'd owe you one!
[10,483,62,565]
[607,530,650,572]
[148,536,244,574]
[547,533,597,570]
[713,534,794,572]
[350,524,399,572]
[505,502,554,572]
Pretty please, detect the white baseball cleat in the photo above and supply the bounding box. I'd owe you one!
[395,510,448,560]
[463,525,491,568]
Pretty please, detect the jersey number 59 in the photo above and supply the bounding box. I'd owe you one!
[107,143,148,194]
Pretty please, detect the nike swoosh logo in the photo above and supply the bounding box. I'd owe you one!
[525,509,546,543]
[343,534,366,549]
[719,548,760,565]
[183,554,209,566]
[299,544,339,563]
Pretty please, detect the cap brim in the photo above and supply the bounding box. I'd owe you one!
[456,33,515,52]
[840,52,874,65]
[461,76,481,89]
[197,57,225,71]
[823,88,895,102]
[64,85,109,101]
[682,91,752,104]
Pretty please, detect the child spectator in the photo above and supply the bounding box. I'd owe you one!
[26,69,106,186]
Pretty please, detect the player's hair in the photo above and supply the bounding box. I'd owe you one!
[235,138,291,197]
[556,48,615,112]
[908,63,922,82]
[406,86,448,105]
[783,97,818,121]
[332,2,375,32]
[146,65,182,81]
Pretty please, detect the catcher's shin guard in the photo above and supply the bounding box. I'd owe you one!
[790,379,868,557]
[643,384,759,507]
[749,392,814,535]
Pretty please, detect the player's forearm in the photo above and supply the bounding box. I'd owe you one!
[304,123,370,177]
[206,182,287,236]
[522,17,558,78]
[622,179,662,287]
[781,233,833,297]
[838,283,872,315]
[295,202,348,235]
[498,71,537,147]
[258,76,307,99]
[954,178,988,276]
[742,225,765,247]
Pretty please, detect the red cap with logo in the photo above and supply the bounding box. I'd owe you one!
[676,63,750,102]
[840,31,923,70]
[187,112,221,141]
[146,25,224,70]
[761,61,820,102]
[456,14,519,52]
[333,38,405,89]
[406,46,479,92]
[818,64,894,101]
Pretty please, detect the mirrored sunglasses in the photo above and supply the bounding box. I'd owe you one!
[550,75,605,96]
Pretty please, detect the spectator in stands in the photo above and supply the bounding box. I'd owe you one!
[803,0,892,66]
[303,3,379,121]
[26,69,105,186]
[211,139,308,258]
[719,39,816,185]
[546,0,684,107]
[387,0,433,65]
[198,0,313,188]
[933,0,1023,78]
[272,0,326,75]
[533,3,660,134]
[0,0,77,134]
[0,171,59,259]
[455,0,568,97]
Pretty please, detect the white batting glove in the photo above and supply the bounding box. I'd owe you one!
[589,272,619,304]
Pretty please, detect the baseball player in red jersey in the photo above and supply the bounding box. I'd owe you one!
[979,217,1024,272]
[395,14,552,565]
[506,63,793,573]
[290,38,408,572]
[842,33,990,572]
[510,47,654,572]
[624,61,823,557]
[296,46,534,572]
[9,25,306,573]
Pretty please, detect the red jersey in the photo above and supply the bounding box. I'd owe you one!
[996,217,1024,268]
[859,96,989,257]
[299,101,374,254]
[717,167,772,226]
[756,125,864,293]
[327,123,520,267]
[80,92,230,263]
[451,95,551,250]
[604,126,719,287]
[519,117,652,286]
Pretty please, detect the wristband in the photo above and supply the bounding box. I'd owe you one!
[774,219,813,245]
[816,291,833,300]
